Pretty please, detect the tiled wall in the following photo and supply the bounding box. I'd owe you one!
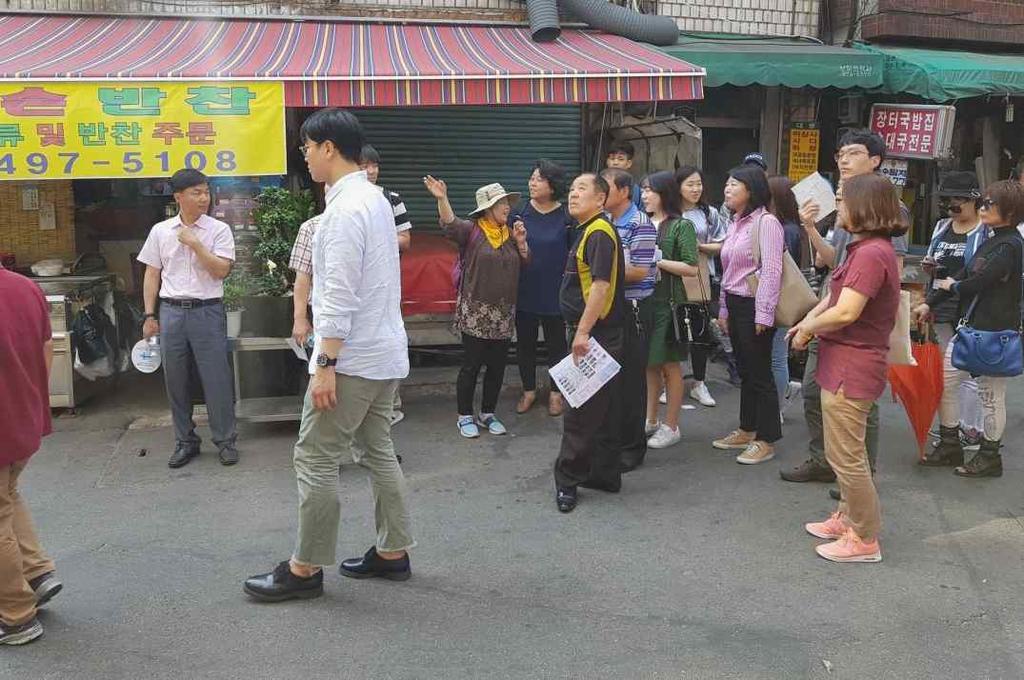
[0,181,76,268]
[4,0,821,36]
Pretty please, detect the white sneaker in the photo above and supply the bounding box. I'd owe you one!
[689,382,716,407]
[782,381,802,413]
[647,424,681,449]
[645,420,661,437]
[658,390,667,405]
[390,410,405,426]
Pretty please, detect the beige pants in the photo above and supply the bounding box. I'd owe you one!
[938,338,1008,440]
[0,461,55,626]
[822,388,882,541]
[292,375,414,566]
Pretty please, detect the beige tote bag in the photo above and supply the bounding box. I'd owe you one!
[745,214,818,327]
[887,290,916,366]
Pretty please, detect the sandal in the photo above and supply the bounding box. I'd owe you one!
[548,392,565,416]
[516,391,537,414]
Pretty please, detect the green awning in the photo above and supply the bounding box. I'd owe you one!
[659,34,883,89]
[856,44,1024,102]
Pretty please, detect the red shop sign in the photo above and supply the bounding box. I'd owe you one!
[869,104,955,160]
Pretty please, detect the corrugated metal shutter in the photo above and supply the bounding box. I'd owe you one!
[356,106,581,230]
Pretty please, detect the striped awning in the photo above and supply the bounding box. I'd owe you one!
[0,15,704,106]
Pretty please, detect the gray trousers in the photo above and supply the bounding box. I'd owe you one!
[802,338,879,470]
[293,374,414,566]
[160,302,237,450]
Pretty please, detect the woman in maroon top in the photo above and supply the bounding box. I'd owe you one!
[788,174,904,564]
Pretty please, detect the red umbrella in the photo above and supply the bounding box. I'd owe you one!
[887,323,944,460]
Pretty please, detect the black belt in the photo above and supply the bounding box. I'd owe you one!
[160,297,222,309]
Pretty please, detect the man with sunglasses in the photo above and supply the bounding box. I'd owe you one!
[781,129,909,487]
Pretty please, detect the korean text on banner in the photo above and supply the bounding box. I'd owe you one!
[0,82,285,180]
[787,126,820,182]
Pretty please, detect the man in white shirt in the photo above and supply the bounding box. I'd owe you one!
[137,169,237,468]
[245,108,414,603]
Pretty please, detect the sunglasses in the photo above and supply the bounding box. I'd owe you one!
[980,197,995,209]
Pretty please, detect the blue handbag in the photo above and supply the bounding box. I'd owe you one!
[951,296,1023,377]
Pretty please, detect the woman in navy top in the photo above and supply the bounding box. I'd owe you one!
[512,160,573,416]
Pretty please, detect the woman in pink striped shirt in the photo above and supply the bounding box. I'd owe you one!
[711,166,785,464]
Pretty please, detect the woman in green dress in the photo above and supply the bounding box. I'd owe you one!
[642,171,699,449]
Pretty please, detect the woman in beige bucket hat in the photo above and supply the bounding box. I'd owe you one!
[424,175,530,438]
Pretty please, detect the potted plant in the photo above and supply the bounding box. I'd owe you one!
[222,269,252,338]
[242,187,316,337]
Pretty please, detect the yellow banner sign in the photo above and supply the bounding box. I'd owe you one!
[787,126,820,183]
[0,81,285,180]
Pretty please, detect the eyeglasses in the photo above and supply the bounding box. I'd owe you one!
[834,148,869,162]
[980,197,995,209]
[298,143,317,158]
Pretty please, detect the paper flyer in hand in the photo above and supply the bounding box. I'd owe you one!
[791,172,837,219]
[549,337,622,409]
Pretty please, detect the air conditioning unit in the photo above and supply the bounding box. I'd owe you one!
[838,95,865,125]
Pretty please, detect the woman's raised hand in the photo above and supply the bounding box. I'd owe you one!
[512,219,528,245]
[423,175,448,200]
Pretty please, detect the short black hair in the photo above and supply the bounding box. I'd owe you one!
[607,140,635,159]
[360,144,381,165]
[170,168,208,193]
[300,108,364,163]
[641,170,682,219]
[600,167,634,193]
[839,128,887,162]
[727,165,771,217]
[533,158,568,200]
[578,172,610,199]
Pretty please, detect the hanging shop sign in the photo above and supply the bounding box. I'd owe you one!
[869,104,955,160]
[879,159,909,187]
[787,124,820,182]
[0,82,285,180]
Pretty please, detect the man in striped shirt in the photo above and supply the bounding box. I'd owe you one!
[602,168,657,471]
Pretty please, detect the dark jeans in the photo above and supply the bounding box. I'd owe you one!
[457,333,510,416]
[725,294,781,443]
[515,311,568,393]
[689,282,721,382]
[554,325,625,489]
[620,298,653,467]
[802,337,879,469]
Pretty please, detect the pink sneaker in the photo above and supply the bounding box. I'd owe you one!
[815,529,882,563]
[804,511,847,540]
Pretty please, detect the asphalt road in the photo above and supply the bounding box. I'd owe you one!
[6,366,1024,679]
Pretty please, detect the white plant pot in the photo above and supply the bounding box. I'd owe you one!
[226,310,243,338]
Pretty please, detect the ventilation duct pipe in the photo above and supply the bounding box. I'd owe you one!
[526,0,561,42]
[556,0,679,46]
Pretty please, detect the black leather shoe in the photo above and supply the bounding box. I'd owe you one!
[244,561,323,602]
[28,572,62,607]
[780,458,837,483]
[580,478,621,493]
[829,487,841,501]
[218,446,239,466]
[168,442,199,469]
[556,486,578,513]
[340,547,411,581]
[619,458,643,473]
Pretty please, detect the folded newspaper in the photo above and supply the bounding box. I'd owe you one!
[549,337,622,409]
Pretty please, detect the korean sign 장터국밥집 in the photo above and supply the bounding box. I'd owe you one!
[869,104,955,160]
[0,81,285,180]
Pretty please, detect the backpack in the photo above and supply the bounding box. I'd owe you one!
[451,224,483,292]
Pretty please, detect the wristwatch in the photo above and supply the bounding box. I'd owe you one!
[315,353,338,368]
[143,313,157,320]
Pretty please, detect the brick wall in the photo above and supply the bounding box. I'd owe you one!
[3,0,821,36]
[829,0,1024,48]
[0,181,76,267]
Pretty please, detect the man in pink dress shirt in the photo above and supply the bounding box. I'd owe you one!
[137,169,238,469]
